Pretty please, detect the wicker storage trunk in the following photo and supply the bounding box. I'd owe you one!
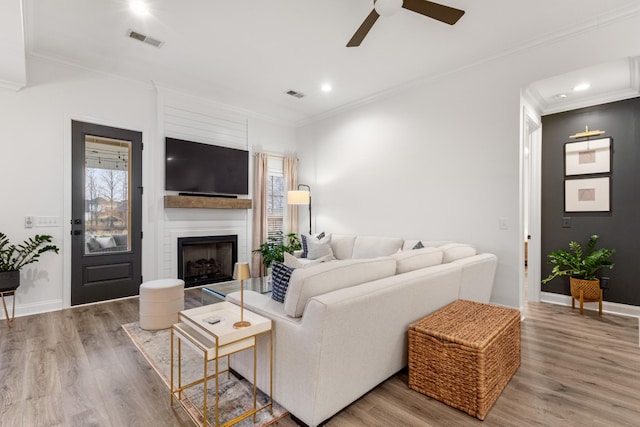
[408,299,521,420]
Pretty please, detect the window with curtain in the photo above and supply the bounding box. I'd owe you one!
[266,155,285,240]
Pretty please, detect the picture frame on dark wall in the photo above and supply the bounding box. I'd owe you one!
[564,137,611,176]
[565,177,610,212]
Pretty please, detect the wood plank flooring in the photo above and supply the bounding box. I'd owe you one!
[1,291,638,426]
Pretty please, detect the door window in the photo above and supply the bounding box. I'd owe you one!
[84,136,132,255]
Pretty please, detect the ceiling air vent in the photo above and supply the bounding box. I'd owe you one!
[127,29,164,48]
[285,90,305,99]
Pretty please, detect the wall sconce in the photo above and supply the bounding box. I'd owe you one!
[288,184,312,235]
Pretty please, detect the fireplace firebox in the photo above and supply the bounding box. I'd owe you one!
[177,235,238,288]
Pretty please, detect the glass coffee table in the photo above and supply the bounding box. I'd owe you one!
[201,276,271,305]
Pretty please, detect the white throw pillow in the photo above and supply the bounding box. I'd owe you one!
[307,239,334,260]
[96,235,116,249]
[301,233,331,258]
[391,247,443,274]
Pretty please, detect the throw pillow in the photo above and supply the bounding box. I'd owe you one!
[413,241,425,250]
[306,235,333,260]
[271,262,295,303]
[95,235,116,249]
[86,237,101,252]
[301,232,330,258]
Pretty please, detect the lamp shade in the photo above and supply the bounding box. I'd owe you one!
[233,262,251,280]
[287,190,310,205]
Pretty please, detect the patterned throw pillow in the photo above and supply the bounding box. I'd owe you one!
[271,261,295,303]
[413,241,425,250]
[301,232,328,258]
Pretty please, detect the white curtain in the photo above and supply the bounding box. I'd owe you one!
[251,153,269,277]
[284,156,298,235]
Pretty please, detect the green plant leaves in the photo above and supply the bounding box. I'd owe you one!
[542,235,615,284]
[0,233,60,272]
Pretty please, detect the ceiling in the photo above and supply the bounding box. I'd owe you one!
[19,0,640,122]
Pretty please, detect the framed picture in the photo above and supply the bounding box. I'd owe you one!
[564,137,611,176]
[565,177,610,212]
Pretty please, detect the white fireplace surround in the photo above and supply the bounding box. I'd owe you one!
[161,214,250,281]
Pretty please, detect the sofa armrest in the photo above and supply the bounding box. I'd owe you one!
[454,253,498,303]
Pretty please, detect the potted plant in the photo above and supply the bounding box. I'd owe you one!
[253,231,301,270]
[542,234,614,315]
[0,232,60,292]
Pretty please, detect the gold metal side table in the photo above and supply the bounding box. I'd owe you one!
[171,301,273,427]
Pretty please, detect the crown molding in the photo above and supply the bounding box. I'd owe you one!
[296,4,640,128]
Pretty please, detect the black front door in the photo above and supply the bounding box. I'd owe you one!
[71,121,143,305]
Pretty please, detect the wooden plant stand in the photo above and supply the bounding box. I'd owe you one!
[1,289,17,327]
[570,277,602,316]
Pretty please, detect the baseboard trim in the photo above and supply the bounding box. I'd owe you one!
[540,292,640,318]
[0,298,64,321]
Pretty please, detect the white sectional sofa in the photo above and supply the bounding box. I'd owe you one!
[227,234,498,426]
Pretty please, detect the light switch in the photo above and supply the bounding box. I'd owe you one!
[498,217,508,230]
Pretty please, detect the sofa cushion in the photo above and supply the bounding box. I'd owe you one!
[271,262,295,303]
[330,234,357,260]
[439,243,477,262]
[391,247,443,274]
[284,252,334,269]
[284,257,397,318]
[351,236,404,259]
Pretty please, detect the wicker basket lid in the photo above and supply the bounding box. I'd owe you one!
[410,299,520,349]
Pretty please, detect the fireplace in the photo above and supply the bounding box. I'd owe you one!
[177,235,238,288]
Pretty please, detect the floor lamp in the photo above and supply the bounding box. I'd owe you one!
[288,184,312,235]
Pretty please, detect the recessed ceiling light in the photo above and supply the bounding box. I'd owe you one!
[130,0,150,16]
[573,82,591,92]
[321,83,332,93]
[554,93,568,100]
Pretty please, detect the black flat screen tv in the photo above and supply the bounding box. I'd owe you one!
[165,137,249,196]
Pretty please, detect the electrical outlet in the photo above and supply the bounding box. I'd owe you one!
[600,277,610,289]
[25,216,34,228]
[562,217,571,228]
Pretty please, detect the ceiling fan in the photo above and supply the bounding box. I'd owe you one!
[347,0,465,47]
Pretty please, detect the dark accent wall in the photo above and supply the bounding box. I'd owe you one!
[541,97,640,306]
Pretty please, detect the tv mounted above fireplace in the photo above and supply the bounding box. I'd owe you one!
[165,137,249,196]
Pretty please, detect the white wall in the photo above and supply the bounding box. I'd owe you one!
[0,56,296,319]
[296,12,640,308]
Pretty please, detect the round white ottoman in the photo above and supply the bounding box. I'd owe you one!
[139,278,185,330]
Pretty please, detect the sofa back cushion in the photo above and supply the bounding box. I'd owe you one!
[284,257,396,318]
[351,236,404,259]
[439,243,477,262]
[330,234,357,260]
[391,247,443,274]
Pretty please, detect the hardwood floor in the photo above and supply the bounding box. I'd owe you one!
[1,291,638,427]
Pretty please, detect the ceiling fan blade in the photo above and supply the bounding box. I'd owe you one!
[402,0,465,25]
[347,9,380,47]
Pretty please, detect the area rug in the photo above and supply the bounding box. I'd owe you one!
[122,322,288,426]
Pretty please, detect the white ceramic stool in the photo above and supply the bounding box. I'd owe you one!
[139,278,185,330]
